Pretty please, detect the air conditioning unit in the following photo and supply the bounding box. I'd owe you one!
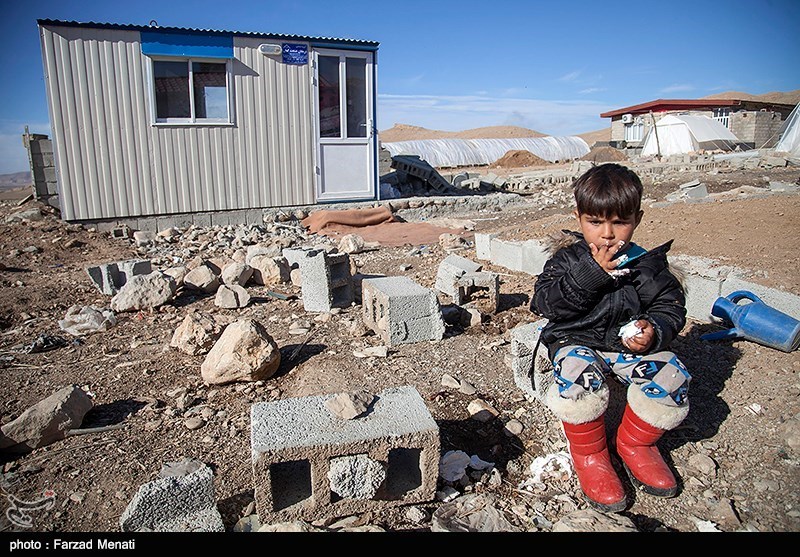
[633,116,644,125]
[621,114,634,124]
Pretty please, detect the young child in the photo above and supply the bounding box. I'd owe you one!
[531,162,691,512]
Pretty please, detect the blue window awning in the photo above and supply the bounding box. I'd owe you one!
[141,30,233,59]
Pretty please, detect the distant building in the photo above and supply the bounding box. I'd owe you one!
[600,98,795,154]
[36,19,379,225]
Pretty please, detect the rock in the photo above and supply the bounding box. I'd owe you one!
[170,313,225,356]
[110,272,177,312]
[467,399,499,422]
[184,417,205,430]
[215,284,251,309]
[441,373,460,389]
[183,264,220,294]
[338,234,366,254]
[0,385,93,453]
[327,454,386,499]
[324,390,375,420]
[220,262,253,287]
[200,319,281,385]
[688,453,718,476]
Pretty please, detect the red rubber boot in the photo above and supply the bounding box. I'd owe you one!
[562,416,628,512]
[616,403,678,497]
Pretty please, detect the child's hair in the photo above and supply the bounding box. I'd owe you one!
[573,163,643,217]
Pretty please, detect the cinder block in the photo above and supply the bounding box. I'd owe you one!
[295,249,354,312]
[85,259,151,295]
[362,276,445,346]
[251,385,440,524]
[474,233,496,260]
[119,459,224,532]
[488,237,548,275]
[435,254,482,302]
[456,271,500,313]
[520,240,549,275]
[510,319,553,404]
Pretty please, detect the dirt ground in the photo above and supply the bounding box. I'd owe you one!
[1,159,799,536]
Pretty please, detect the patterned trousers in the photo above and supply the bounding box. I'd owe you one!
[552,345,691,407]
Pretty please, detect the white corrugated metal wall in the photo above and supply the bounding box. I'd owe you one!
[39,24,316,221]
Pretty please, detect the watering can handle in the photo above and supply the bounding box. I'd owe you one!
[700,328,742,341]
[727,290,763,305]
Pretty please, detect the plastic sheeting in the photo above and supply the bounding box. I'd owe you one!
[641,114,741,157]
[775,103,800,159]
[380,136,590,168]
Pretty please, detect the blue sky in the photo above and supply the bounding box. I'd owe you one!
[1,0,798,175]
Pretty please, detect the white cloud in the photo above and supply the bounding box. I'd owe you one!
[578,87,605,95]
[660,84,695,94]
[558,70,581,82]
[378,94,612,136]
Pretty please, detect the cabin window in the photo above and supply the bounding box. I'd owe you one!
[151,59,232,124]
[713,108,730,129]
[624,123,644,142]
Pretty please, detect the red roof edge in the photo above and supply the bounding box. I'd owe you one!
[600,99,741,118]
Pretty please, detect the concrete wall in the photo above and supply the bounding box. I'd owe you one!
[731,110,785,149]
[23,132,58,209]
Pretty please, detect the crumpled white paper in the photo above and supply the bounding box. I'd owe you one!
[618,320,642,340]
[438,450,495,482]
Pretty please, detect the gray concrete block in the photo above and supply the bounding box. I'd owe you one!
[510,319,553,404]
[362,276,445,346]
[474,233,496,260]
[520,239,549,275]
[251,385,440,524]
[119,460,224,532]
[486,237,548,276]
[435,254,482,302]
[296,250,354,312]
[85,259,151,295]
[490,238,527,273]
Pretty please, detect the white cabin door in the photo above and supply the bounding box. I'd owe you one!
[313,49,376,202]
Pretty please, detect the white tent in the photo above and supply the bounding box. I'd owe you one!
[640,114,743,157]
[774,103,800,160]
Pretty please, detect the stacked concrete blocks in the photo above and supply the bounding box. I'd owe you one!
[361,276,445,346]
[510,319,553,404]
[250,385,440,524]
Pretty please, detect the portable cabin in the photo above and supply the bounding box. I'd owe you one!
[37,19,379,226]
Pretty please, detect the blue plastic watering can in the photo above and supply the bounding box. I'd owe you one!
[700,290,800,353]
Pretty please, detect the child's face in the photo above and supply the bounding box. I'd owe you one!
[574,210,643,251]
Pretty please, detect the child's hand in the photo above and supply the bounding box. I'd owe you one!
[622,319,655,353]
[589,240,625,273]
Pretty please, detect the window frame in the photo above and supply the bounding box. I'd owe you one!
[712,107,731,129]
[147,56,234,126]
[623,122,644,143]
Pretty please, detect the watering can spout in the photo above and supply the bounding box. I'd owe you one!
[700,290,800,353]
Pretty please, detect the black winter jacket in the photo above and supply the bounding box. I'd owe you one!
[531,230,686,359]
